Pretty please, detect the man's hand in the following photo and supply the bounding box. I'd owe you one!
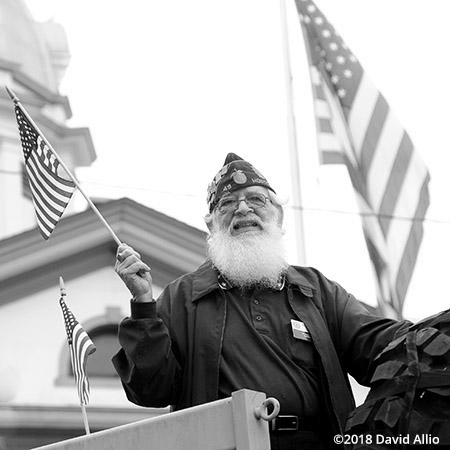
[115,243,154,302]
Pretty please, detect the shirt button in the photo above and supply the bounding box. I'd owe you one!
[255,315,262,321]
[253,299,259,305]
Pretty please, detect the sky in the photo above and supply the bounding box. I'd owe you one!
[24,0,450,321]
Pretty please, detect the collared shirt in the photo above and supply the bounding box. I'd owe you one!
[218,282,322,417]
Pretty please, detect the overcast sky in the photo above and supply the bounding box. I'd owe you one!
[25,0,450,321]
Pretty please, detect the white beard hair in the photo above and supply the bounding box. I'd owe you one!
[207,221,289,289]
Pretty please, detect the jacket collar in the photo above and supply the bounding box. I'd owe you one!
[286,266,316,297]
[191,260,316,302]
[191,260,219,302]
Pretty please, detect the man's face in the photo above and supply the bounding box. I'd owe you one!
[207,185,287,288]
[210,186,281,236]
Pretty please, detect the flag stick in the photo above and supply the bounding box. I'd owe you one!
[6,86,122,246]
[81,404,91,435]
[59,277,92,435]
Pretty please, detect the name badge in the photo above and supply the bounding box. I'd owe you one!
[291,319,311,341]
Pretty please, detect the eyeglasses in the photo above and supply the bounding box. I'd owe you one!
[216,193,271,213]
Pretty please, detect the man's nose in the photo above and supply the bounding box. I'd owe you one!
[234,199,252,214]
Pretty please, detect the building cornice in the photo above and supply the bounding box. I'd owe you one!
[0,57,71,115]
[0,198,207,305]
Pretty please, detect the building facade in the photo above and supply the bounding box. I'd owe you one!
[0,2,208,448]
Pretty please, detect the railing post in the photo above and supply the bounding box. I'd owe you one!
[231,389,272,450]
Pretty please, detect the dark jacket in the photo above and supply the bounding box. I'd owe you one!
[112,261,410,434]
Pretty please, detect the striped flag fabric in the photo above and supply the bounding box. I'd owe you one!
[294,0,430,318]
[59,297,96,405]
[14,105,76,240]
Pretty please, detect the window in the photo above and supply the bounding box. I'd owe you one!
[56,307,124,388]
[85,324,119,378]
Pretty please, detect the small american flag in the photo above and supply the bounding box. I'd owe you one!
[59,297,96,405]
[14,105,76,240]
[295,0,430,318]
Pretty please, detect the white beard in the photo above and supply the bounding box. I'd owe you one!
[207,222,289,289]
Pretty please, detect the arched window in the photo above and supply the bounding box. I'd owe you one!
[56,307,123,388]
[83,324,119,378]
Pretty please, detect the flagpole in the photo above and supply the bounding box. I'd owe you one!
[6,86,122,246]
[60,277,91,435]
[278,0,307,265]
[81,404,91,435]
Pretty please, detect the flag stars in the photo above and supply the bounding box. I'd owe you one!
[331,75,339,84]
[336,55,345,65]
[314,16,324,26]
[337,89,347,98]
[329,42,339,51]
[322,29,331,38]
[344,69,353,78]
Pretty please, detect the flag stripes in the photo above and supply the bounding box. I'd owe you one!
[14,105,76,240]
[397,181,429,301]
[60,297,96,405]
[295,0,430,316]
[69,323,96,405]
[309,65,344,161]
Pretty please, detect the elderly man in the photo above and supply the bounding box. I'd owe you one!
[112,153,410,449]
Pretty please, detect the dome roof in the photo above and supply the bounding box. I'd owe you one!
[0,0,70,91]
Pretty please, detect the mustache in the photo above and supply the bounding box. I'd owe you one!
[229,215,264,231]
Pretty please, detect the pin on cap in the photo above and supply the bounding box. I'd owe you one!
[206,153,275,212]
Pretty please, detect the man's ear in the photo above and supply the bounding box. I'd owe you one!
[204,213,214,232]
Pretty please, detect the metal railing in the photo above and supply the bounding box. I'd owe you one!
[32,389,280,450]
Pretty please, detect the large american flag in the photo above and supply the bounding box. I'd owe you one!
[295,0,430,318]
[59,297,96,405]
[14,105,76,240]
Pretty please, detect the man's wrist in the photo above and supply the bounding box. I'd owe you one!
[131,292,154,303]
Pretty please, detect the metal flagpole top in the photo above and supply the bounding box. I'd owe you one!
[5,86,19,103]
[59,276,67,297]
